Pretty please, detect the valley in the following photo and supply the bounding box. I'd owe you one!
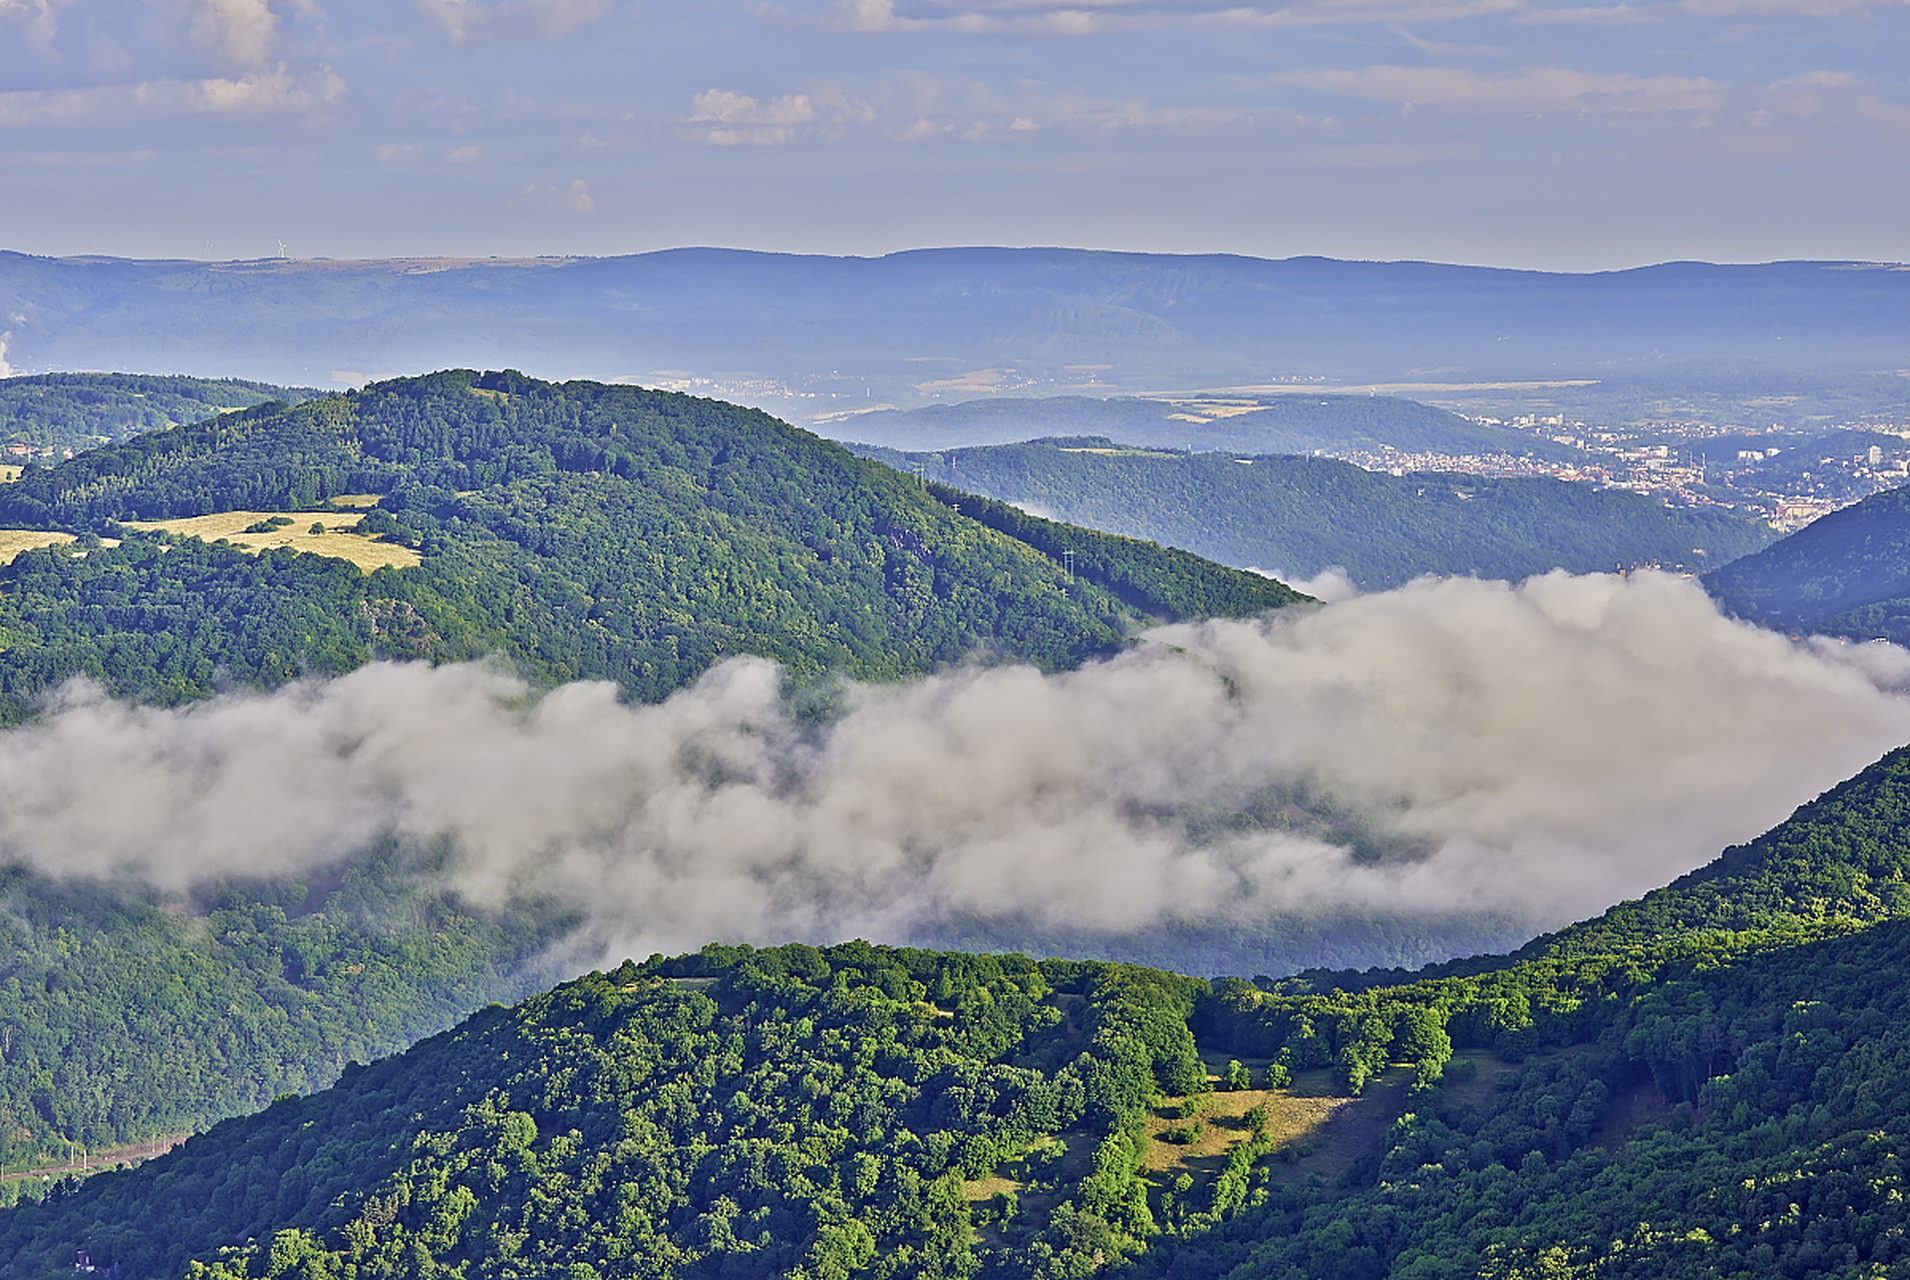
[0,363,1906,1278]
[12,741,1910,1276]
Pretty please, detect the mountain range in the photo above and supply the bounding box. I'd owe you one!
[4,251,1907,420]
[1,363,1909,1277]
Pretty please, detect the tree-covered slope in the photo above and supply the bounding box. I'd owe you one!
[858,439,1773,589]
[0,371,1300,719]
[1703,483,1910,640]
[0,372,318,459]
[17,745,1910,1278]
[0,857,569,1182]
[0,943,1213,1280]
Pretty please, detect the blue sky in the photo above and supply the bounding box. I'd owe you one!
[1,0,1905,268]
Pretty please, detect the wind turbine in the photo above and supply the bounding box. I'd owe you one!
[277,239,288,258]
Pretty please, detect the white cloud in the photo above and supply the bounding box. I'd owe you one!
[446,143,482,162]
[417,0,609,45]
[154,65,347,114]
[0,62,344,125]
[193,0,282,72]
[1282,64,1723,112]
[5,572,1909,962]
[688,89,817,144]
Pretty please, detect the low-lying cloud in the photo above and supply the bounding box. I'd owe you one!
[4,570,1907,966]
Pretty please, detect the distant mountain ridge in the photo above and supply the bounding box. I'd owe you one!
[861,436,1775,588]
[1,250,1904,410]
[825,393,1577,460]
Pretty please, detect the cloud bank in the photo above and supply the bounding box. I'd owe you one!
[2,571,1906,965]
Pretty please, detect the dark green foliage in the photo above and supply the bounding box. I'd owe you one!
[1152,742,1910,1276]
[864,439,1776,589]
[0,373,316,457]
[0,372,1298,719]
[1150,918,1910,1280]
[923,483,1303,620]
[0,856,566,1178]
[1705,483,1910,642]
[0,945,1216,1280]
[0,535,381,715]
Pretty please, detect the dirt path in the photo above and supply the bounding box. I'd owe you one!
[0,1135,188,1184]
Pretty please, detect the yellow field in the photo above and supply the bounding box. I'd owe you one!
[0,530,80,564]
[120,511,421,572]
[1140,1088,1342,1177]
[0,466,22,483]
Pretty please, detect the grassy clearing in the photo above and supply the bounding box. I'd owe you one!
[1142,1088,1338,1180]
[1262,1066,1416,1190]
[0,530,78,563]
[0,466,21,483]
[1153,399,1265,420]
[962,1131,1092,1247]
[121,511,421,572]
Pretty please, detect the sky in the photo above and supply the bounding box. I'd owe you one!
[0,0,1906,270]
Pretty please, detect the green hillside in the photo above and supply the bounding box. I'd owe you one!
[0,372,318,458]
[857,438,1774,589]
[1704,483,1910,643]
[0,371,1300,721]
[15,745,1910,1277]
[0,857,569,1181]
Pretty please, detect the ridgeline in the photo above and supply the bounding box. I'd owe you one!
[0,370,1301,721]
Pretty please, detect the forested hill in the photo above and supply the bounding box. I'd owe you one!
[861,437,1775,588]
[0,370,1299,719]
[1704,482,1910,644]
[0,372,318,459]
[20,745,1910,1277]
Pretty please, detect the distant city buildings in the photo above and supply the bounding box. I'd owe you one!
[1325,415,1910,533]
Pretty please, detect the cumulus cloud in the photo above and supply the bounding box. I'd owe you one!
[0,0,342,122]
[193,0,282,71]
[169,65,346,113]
[689,89,817,145]
[4,572,1907,966]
